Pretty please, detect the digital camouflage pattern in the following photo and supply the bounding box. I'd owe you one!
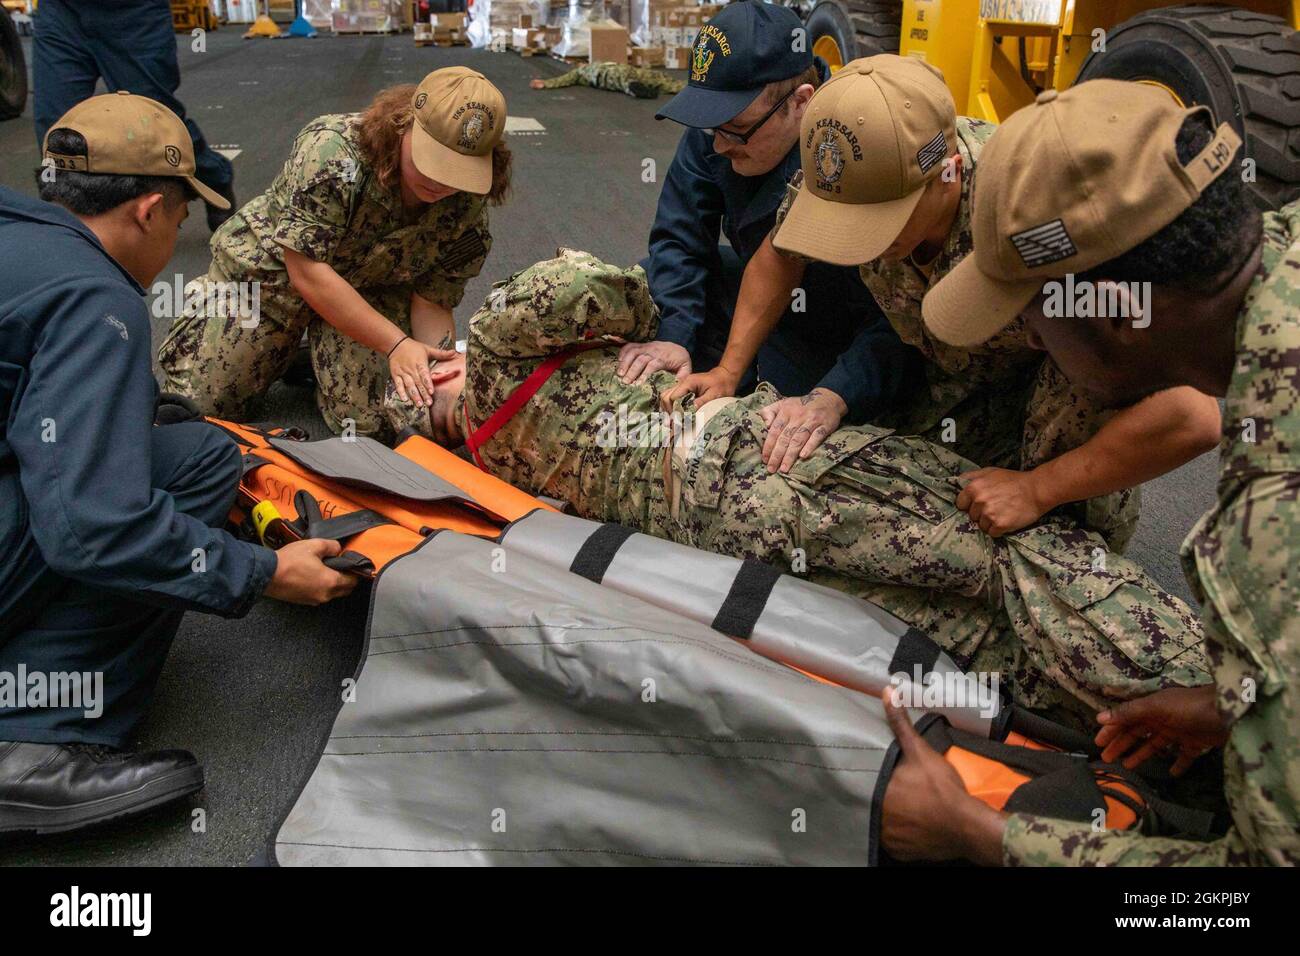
[385,251,1208,728]
[158,114,492,439]
[537,62,685,98]
[774,116,1139,550]
[1003,203,1300,867]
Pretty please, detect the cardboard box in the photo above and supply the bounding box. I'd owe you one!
[652,24,696,48]
[589,23,629,64]
[630,46,666,68]
[664,45,692,71]
[512,26,547,49]
[518,12,534,28]
[432,12,467,29]
[667,8,704,27]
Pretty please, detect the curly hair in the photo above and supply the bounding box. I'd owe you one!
[355,84,512,205]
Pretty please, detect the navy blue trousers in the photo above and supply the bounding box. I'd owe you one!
[0,423,242,748]
[33,0,233,192]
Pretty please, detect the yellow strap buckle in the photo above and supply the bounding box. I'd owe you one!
[251,501,283,545]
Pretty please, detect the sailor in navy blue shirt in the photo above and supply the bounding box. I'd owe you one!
[620,2,920,459]
[0,94,352,838]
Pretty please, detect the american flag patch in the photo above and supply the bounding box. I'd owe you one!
[1009,219,1077,268]
[439,230,488,271]
[916,130,947,174]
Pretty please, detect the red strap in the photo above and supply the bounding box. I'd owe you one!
[463,341,617,470]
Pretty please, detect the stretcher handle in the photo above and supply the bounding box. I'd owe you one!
[324,551,376,575]
[247,497,377,578]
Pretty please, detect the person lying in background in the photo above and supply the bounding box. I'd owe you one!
[530,62,685,99]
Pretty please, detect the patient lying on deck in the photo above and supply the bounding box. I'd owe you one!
[384,250,1207,727]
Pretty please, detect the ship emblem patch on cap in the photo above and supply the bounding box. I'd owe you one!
[916,130,946,174]
[1010,219,1078,268]
[164,145,181,167]
[458,111,486,150]
[815,130,845,188]
[691,38,715,83]
[414,92,428,110]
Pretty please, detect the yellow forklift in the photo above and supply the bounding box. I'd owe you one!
[793,1,1300,207]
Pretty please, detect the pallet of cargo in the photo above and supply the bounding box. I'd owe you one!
[171,0,218,32]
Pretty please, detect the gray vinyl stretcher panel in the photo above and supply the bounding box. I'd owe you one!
[268,435,479,505]
[275,531,900,866]
[501,510,997,737]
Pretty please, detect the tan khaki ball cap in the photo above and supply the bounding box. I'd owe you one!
[42,91,228,209]
[922,80,1243,348]
[773,55,957,266]
[409,67,506,195]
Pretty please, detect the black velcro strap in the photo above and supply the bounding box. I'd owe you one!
[1003,763,1108,824]
[568,523,636,583]
[292,489,390,542]
[1140,791,1217,839]
[710,559,783,640]
[887,627,942,680]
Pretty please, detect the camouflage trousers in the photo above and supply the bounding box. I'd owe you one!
[651,386,1206,728]
[157,267,408,441]
[539,62,685,98]
[904,358,1140,553]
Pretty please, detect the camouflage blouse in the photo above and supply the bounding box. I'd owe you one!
[209,113,492,322]
[1002,202,1300,867]
[459,249,673,529]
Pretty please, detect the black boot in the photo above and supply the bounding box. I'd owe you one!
[279,340,316,388]
[0,741,204,836]
[206,179,238,232]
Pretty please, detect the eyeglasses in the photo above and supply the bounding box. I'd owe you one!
[708,89,795,145]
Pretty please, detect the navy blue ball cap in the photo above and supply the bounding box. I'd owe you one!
[656,1,813,128]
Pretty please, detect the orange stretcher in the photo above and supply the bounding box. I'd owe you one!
[209,418,553,577]
[208,417,1211,846]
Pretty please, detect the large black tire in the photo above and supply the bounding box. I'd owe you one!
[805,0,900,70]
[1076,4,1300,209]
[0,10,26,121]
[847,0,902,56]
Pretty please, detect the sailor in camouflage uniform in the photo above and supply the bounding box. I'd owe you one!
[385,249,1208,728]
[158,68,508,441]
[669,56,1221,553]
[878,81,1298,866]
[530,62,685,99]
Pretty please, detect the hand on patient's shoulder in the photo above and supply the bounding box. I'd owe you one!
[617,340,691,385]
